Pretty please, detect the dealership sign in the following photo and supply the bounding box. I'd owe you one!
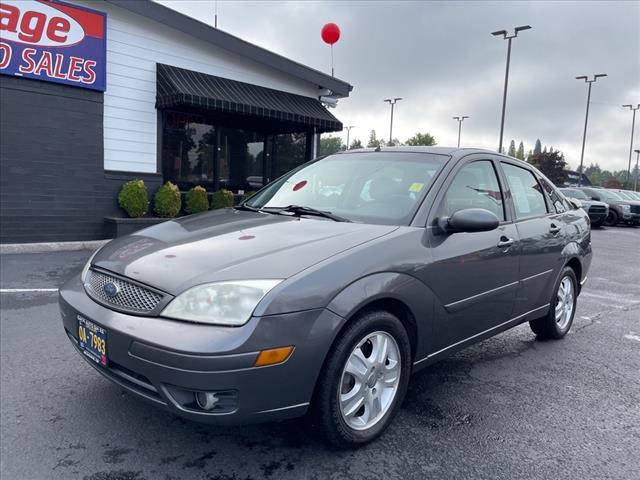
[0,0,106,91]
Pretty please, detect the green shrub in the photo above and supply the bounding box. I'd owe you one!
[118,179,148,218]
[154,181,181,218]
[241,191,256,203]
[210,189,234,210]
[185,185,209,214]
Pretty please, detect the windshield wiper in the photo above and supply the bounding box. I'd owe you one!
[234,204,261,212]
[263,205,351,222]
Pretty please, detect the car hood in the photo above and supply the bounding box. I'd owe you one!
[92,209,398,295]
[578,199,608,208]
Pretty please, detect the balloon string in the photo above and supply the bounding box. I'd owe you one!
[331,44,334,77]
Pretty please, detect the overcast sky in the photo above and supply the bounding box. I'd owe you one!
[158,0,639,172]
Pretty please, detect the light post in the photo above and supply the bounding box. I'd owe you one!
[384,98,402,144]
[634,149,640,192]
[492,25,531,153]
[344,125,354,150]
[623,104,640,188]
[452,116,469,148]
[575,74,607,186]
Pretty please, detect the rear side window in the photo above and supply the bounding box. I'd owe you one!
[441,160,505,221]
[501,163,548,219]
[539,177,568,213]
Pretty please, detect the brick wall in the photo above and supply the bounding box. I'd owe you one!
[0,76,161,243]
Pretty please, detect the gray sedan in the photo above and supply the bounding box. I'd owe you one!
[59,147,592,447]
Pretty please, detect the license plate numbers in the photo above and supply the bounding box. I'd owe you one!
[78,316,108,366]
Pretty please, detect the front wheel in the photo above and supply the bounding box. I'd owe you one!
[604,209,619,227]
[310,310,411,448]
[529,266,578,340]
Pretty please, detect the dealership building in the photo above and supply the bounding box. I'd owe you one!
[0,0,352,243]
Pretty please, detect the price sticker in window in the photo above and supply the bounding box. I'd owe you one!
[409,182,424,193]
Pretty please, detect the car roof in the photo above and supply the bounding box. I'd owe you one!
[338,146,518,158]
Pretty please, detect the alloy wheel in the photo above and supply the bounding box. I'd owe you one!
[338,331,401,431]
[555,276,574,331]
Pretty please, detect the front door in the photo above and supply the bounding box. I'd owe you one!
[426,157,520,352]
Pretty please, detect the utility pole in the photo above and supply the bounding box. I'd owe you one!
[344,125,354,150]
[492,25,531,153]
[452,116,469,148]
[623,104,640,188]
[384,98,403,144]
[634,149,640,192]
[575,74,607,186]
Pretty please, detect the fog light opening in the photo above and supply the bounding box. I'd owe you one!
[195,391,220,411]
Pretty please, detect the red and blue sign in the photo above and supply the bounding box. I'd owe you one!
[0,0,106,91]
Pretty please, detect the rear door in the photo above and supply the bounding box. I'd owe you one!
[425,155,520,351]
[498,161,566,317]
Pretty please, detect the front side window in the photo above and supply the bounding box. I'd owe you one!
[501,163,548,219]
[440,160,505,221]
[247,152,447,225]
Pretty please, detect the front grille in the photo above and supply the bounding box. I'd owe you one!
[85,269,164,314]
[630,205,640,214]
[589,205,607,214]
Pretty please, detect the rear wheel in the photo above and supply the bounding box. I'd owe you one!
[604,209,619,227]
[310,310,411,448]
[529,266,578,340]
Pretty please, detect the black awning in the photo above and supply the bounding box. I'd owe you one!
[156,64,342,133]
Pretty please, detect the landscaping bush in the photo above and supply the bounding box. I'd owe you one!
[185,185,209,214]
[210,189,234,209]
[154,181,181,218]
[118,179,148,218]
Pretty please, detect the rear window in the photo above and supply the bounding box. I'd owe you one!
[501,163,548,219]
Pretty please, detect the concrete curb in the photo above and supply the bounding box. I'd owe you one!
[0,240,111,255]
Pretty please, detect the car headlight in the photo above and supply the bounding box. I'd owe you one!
[161,280,283,326]
[81,248,101,282]
[621,204,631,212]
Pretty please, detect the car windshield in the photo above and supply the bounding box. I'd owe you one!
[246,152,448,225]
[593,189,622,201]
[627,191,640,200]
[616,191,634,200]
[560,188,588,200]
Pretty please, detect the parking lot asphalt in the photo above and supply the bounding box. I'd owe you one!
[1,227,639,480]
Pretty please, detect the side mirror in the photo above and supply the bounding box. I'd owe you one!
[438,208,500,234]
[567,198,582,209]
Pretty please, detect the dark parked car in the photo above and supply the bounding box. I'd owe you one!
[579,187,640,226]
[60,148,592,447]
[559,187,609,227]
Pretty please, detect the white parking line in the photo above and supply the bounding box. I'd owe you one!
[0,288,59,293]
[624,333,640,342]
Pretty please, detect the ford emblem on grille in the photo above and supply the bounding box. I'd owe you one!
[103,282,119,298]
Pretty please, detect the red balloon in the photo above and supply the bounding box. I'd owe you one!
[321,23,340,45]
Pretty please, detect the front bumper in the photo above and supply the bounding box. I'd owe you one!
[621,212,640,224]
[59,275,342,425]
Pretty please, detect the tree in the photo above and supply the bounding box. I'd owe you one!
[507,140,516,157]
[350,139,363,149]
[533,139,542,155]
[319,135,344,156]
[516,141,525,160]
[387,138,402,146]
[405,132,437,146]
[527,150,567,185]
[367,130,383,148]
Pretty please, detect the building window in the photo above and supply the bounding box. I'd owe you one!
[161,110,312,192]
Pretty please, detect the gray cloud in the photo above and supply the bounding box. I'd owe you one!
[158,0,639,172]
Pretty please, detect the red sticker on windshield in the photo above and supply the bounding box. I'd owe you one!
[293,180,307,191]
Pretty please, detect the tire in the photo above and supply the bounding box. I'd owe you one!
[529,266,578,340]
[591,217,606,228]
[310,310,412,448]
[604,209,619,227]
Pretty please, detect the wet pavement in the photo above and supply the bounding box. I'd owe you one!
[1,227,639,480]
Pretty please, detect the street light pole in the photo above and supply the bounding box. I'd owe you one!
[634,149,640,192]
[492,25,531,153]
[575,74,607,187]
[623,104,640,188]
[344,125,354,150]
[452,116,469,148]
[384,98,403,144]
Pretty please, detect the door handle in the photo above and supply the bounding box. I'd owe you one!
[497,237,515,248]
[549,224,561,234]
